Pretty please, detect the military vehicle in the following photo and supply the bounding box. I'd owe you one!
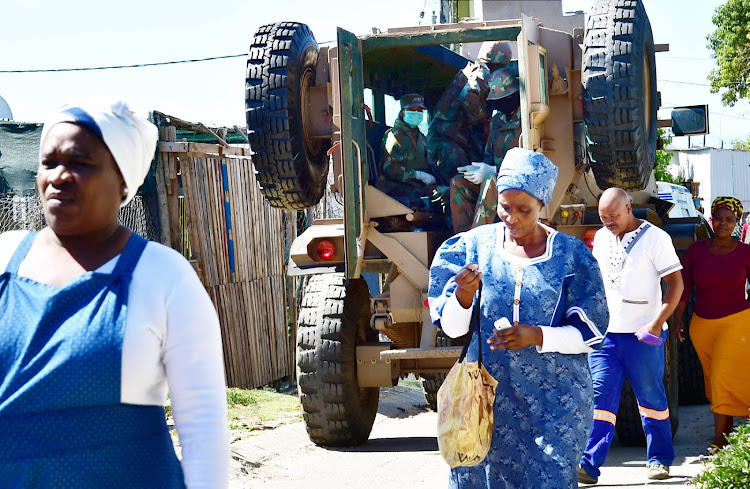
[245,0,709,447]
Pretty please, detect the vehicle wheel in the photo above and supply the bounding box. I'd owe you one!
[582,0,657,191]
[420,374,444,411]
[615,321,679,446]
[420,331,453,410]
[296,273,379,446]
[246,22,330,210]
[678,290,709,405]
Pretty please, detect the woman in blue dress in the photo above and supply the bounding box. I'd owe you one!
[0,98,229,488]
[429,148,609,489]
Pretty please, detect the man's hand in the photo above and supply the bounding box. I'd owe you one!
[454,264,482,308]
[488,323,542,350]
[464,162,496,185]
[635,323,664,346]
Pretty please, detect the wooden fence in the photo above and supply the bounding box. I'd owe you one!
[156,127,293,388]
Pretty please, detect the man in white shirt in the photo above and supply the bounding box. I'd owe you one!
[578,188,684,484]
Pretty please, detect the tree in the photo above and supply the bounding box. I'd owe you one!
[654,129,678,184]
[707,0,750,107]
[731,136,750,150]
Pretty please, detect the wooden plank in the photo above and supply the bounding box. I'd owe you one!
[155,152,172,246]
[361,25,522,53]
[158,141,250,157]
[167,154,182,252]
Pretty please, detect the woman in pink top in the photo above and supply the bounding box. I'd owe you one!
[674,196,750,451]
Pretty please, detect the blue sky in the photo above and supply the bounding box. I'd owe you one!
[0,0,747,148]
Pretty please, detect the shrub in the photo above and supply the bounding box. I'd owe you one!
[692,422,750,488]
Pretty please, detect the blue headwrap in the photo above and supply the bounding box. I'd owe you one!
[496,148,558,205]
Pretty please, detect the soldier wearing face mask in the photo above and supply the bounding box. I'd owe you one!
[375,94,445,205]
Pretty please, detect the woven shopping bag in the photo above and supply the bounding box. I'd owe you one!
[436,284,498,468]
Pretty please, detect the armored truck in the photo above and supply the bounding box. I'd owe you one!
[245,0,708,447]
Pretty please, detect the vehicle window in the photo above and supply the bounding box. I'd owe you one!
[539,51,548,105]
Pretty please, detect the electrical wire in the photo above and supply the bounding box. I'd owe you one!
[660,55,750,61]
[660,79,748,87]
[0,53,247,73]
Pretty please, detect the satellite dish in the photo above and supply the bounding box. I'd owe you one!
[0,95,12,120]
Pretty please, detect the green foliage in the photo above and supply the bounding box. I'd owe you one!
[654,129,677,184]
[707,0,750,106]
[731,136,750,150]
[692,422,750,488]
[226,387,301,425]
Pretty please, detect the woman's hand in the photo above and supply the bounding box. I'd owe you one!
[487,324,543,350]
[673,317,686,342]
[673,301,689,343]
[454,264,482,308]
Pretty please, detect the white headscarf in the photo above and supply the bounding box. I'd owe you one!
[40,97,158,207]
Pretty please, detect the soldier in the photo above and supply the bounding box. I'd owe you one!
[427,40,513,180]
[450,66,521,233]
[375,93,446,209]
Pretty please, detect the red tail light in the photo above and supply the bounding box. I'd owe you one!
[316,240,336,261]
[583,228,597,250]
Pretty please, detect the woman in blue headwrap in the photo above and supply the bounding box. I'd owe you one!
[429,148,609,489]
[0,98,229,488]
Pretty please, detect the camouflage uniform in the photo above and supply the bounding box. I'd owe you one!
[375,117,434,197]
[375,94,450,212]
[450,67,521,233]
[427,41,513,182]
[426,62,492,179]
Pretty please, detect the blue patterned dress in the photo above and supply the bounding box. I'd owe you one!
[429,223,609,489]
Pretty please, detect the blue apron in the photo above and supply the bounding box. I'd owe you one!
[0,232,185,488]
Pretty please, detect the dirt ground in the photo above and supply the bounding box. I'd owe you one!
[224,384,717,488]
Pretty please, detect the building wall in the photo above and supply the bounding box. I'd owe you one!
[672,148,750,216]
[459,1,584,64]
[479,0,584,33]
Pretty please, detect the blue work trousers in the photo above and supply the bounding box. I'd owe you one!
[580,331,675,478]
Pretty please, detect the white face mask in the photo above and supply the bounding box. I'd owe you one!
[402,110,423,128]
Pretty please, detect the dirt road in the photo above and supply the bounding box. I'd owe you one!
[228,384,713,488]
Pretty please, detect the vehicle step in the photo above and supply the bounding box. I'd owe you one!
[380,347,462,360]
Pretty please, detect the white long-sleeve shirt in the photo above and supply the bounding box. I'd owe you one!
[440,293,594,354]
[0,230,229,489]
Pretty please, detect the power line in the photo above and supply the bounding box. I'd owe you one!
[0,53,247,73]
[660,79,748,87]
[0,51,746,75]
[660,55,750,61]
[659,79,711,87]
[710,111,750,121]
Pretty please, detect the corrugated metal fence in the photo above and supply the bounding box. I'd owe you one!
[674,148,750,213]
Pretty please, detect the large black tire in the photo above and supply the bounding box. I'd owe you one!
[246,22,329,210]
[420,374,444,411]
[296,274,379,446]
[582,0,658,191]
[420,332,451,411]
[678,290,709,405]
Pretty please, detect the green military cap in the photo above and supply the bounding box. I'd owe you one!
[478,41,512,66]
[400,93,427,110]
[487,67,519,101]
